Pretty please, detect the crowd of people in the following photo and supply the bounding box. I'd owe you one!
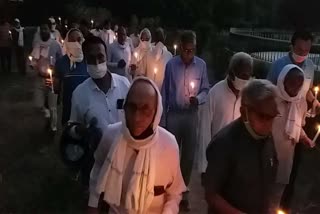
[0,15,319,214]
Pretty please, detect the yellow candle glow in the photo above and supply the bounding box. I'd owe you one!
[47,68,54,92]
[173,44,177,55]
[154,67,158,74]
[134,52,139,60]
[314,86,319,97]
[28,56,33,61]
[65,25,68,29]
[58,17,61,21]
[8,30,11,35]
[312,125,320,143]
[91,19,94,24]
[277,209,286,214]
[61,40,64,44]
[190,81,195,89]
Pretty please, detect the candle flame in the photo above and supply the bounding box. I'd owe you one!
[58,17,61,20]
[114,35,116,40]
[174,44,177,49]
[154,68,158,74]
[61,40,64,44]
[190,81,195,89]
[47,68,52,75]
[134,52,138,59]
[277,210,286,214]
[28,56,33,61]
[91,20,94,24]
[314,86,319,93]
[65,25,68,28]
[317,125,320,131]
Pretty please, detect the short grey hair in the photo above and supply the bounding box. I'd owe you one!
[241,79,277,108]
[180,30,197,45]
[228,52,253,74]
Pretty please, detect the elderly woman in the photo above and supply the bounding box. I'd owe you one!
[132,28,153,77]
[197,52,253,177]
[54,28,89,125]
[204,79,279,214]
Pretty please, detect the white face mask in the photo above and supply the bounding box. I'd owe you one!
[140,41,150,49]
[87,62,107,79]
[244,108,268,140]
[66,42,83,62]
[232,76,250,91]
[292,52,308,63]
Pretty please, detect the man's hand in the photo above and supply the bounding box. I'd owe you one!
[45,78,53,88]
[117,59,126,68]
[301,135,315,148]
[190,96,199,107]
[87,206,99,214]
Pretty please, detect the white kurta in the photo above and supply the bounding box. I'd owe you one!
[272,97,307,184]
[198,79,241,173]
[107,42,132,79]
[144,45,172,89]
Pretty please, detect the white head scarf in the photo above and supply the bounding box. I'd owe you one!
[134,28,152,60]
[277,64,305,142]
[95,77,162,213]
[64,28,85,69]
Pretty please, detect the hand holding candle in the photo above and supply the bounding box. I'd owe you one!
[190,81,195,96]
[91,19,94,28]
[314,86,319,99]
[134,52,139,63]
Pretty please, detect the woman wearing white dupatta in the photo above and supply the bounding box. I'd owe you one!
[271,64,314,210]
[88,77,186,214]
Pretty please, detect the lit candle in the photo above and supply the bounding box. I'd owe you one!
[313,125,320,143]
[134,52,139,62]
[61,40,64,44]
[190,81,195,97]
[173,44,177,55]
[91,19,94,28]
[47,68,54,93]
[114,35,116,40]
[65,25,68,29]
[28,56,33,62]
[277,210,286,214]
[50,56,54,65]
[314,86,319,99]
[154,67,158,81]
[58,17,61,25]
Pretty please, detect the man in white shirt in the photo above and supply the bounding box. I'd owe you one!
[143,27,172,89]
[107,27,132,80]
[87,77,186,214]
[69,36,130,136]
[198,52,253,177]
[100,20,115,45]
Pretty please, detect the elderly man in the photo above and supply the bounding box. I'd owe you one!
[198,52,253,178]
[69,36,130,136]
[204,80,279,214]
[54,28,89,125]
[88,77,186,214]
[107,26,131,80]
[161,30,209,211]
[143,27,172,89]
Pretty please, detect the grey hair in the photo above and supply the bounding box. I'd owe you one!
[228,52,253,74]
[241,79,277,108]
[180,30,197,45]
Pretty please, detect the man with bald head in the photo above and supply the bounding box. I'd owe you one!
[107,26,132,80]
[88,77,186,214]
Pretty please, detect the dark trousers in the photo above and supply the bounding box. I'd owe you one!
[280,143,303,210]
[14,47,26,74]
[0,47,12,73]
[166,110,197,189]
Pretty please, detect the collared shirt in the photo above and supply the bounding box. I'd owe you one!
[267,54,315,95]
[161,56,209,113]
[205,118,278,214]
[107,41,131,78]
[69,73,130,130]
[55,55,89,124]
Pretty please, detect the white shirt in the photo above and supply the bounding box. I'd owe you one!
[69,73,130,130]
[100,29,116,45]
[209,79,241,137]
[144,42,172,89]
[107,41,132,79]
[90,29,102,37]
[197,79,241,173]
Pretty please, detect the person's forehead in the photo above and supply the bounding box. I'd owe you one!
[69,31,81,40]
[141,32,150,38]
[127,82,157,102]
[251,97,278,117]
[87,43,105,54]
[182,42,196,48]
[294,39,312,47]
